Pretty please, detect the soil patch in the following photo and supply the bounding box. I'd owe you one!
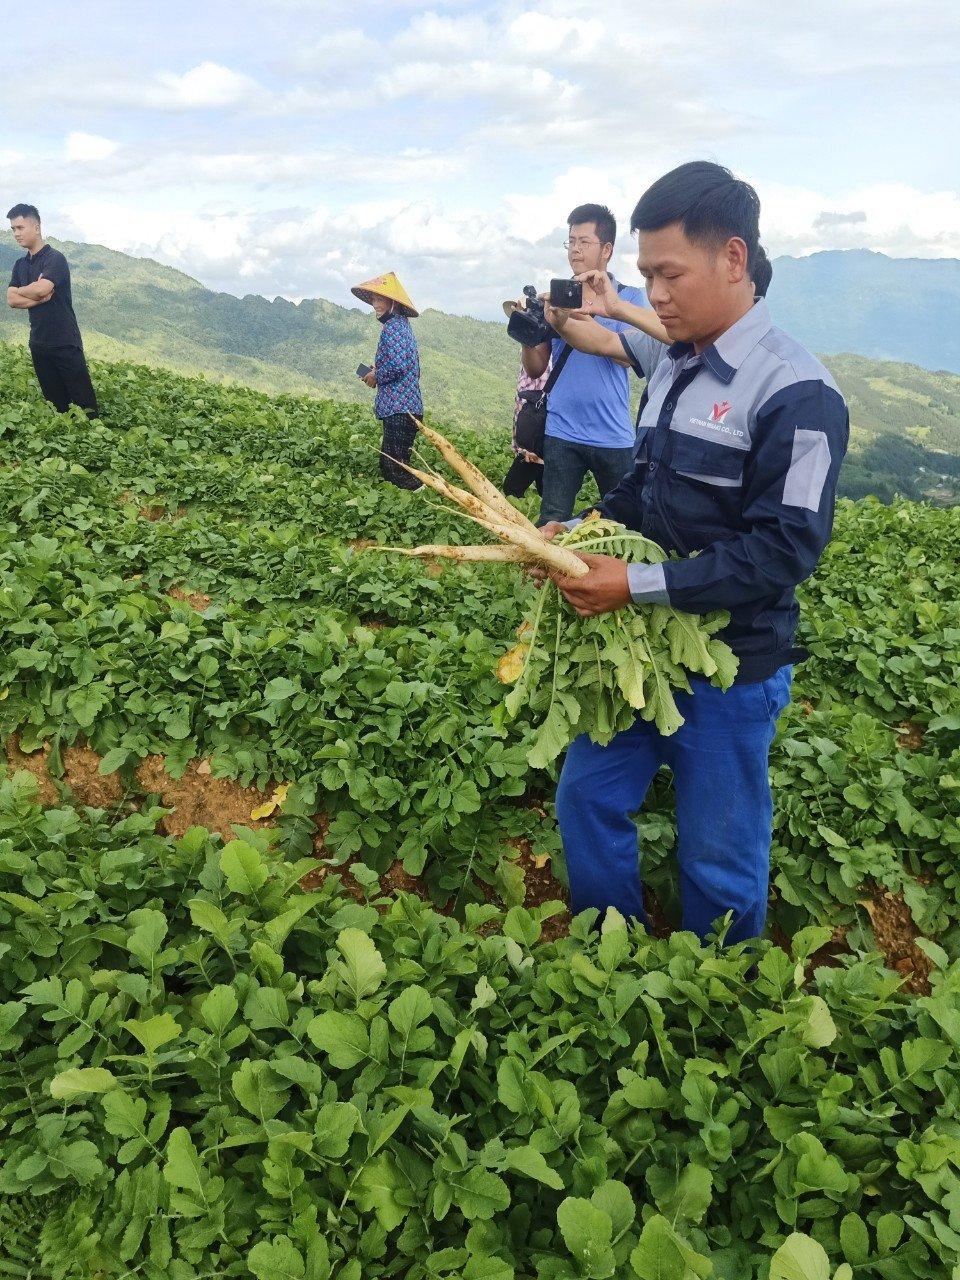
[5,734,125,809]
[5,735,59,806]
[643,887,673,941]
[516,847,569,942]
[135,756,270,841]
[504,836,570,941]
[860,889,931,994]
[168,586,212,612]
[772,921,851,973]
[380,859,432,900]
[299,857,367,906]
[139,502,186,522]
[895,721,925,751]
[62,741,126,808]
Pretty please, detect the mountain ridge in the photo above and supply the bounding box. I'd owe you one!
[2,238,960,503]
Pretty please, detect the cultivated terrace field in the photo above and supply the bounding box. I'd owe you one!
[3,342,960,1279]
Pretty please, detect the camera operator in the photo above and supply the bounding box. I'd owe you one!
[518,204,649,525]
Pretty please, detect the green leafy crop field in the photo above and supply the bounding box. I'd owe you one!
[3,343,960,1278]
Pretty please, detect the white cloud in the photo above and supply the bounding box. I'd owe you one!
[52,168,960,324]
[2,0,956,323]
[761,181,960,259]
[64,131,119,161]
[14,60,264,113]
[154,61,256,109]
[0,136,466,198]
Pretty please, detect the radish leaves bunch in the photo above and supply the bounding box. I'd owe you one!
[499,517,739,767]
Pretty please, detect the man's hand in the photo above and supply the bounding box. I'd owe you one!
[529,521,568,587]
[16,279,54,302]
[575,270,622,319]
[362,369,377,388]
[542,298,594,331]
[553,553,631,617]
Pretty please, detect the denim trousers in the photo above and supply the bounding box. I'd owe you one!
[537,435,634,525]
[555,667,793,945]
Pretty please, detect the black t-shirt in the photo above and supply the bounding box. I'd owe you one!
[9,245,83,348]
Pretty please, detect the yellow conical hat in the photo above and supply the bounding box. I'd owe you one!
[351,271,419,318]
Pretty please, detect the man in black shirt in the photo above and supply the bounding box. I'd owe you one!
[6,203,99,417]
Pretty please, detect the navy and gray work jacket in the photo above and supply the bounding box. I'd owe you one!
[589,298,849,684]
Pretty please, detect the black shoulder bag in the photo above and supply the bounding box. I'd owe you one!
[514,343,573,456]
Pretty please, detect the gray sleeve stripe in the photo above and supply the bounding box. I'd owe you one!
[675,470,742,488]
[783,428,831,512]
[627,560,669,604]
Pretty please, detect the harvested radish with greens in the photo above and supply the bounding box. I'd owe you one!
[500,517,738,766]
[369,418,738,766]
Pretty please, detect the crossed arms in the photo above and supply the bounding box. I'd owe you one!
[7,278,54,309]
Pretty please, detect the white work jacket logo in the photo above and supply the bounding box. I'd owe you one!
[686,398,745,440]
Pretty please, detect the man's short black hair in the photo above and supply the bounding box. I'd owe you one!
[752,243,772,297]
[7,203,40,223]
[567,203,616,246]
[630,162,760,269]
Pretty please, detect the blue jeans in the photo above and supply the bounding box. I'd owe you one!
[555,667,793,944]
[538,436,634,525]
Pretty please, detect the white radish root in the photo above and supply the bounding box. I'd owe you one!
[369,544,530,563]
[409,416,539,534]
[382,451,588,578]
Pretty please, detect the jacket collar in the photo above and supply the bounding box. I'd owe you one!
[667,299,773,386]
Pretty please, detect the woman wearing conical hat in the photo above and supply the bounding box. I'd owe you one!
[352,271,424,491]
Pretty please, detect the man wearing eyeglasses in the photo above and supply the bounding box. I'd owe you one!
[522,204,655,524]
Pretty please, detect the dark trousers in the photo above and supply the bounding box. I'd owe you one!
[31,344,99,417]
[378,413,421,489]
[502,453,544,498]
[537,436,633,525]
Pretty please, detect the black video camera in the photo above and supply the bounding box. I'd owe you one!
[506,280,584,346]
[507,285,553,347]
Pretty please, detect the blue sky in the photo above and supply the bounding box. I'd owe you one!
[3,0,959,319]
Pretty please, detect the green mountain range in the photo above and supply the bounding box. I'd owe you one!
[0,239,519,427]
[3,238,960,503]
[770,249,960,375]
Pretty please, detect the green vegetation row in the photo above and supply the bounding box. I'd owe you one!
[0,345,958,935]
[3,781,960,1279]
[3,344,960,1276]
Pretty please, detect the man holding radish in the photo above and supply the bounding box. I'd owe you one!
[538,162,849,946]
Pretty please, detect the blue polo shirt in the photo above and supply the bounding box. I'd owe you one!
[546,279,652,450]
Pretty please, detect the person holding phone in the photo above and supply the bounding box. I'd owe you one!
[520,204,655,525]
[351,271,424,490]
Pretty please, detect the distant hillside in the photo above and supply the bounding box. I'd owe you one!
[767,250,960,375]
[0,239,519,428]
[3,239,960,503]
[827,354,960,503]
